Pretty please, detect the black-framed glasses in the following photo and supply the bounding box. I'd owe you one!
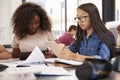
[74,16,89,22]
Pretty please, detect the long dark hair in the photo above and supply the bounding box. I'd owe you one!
[74,3,116,59]
[11,2,52,39]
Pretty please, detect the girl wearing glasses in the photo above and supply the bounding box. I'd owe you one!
[60,3,116,62]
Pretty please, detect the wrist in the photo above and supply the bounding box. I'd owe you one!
[71,53,77,60]
[75,54,86,62]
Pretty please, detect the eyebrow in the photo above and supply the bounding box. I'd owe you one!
[77,14,89,17]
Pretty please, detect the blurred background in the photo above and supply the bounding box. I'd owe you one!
[0,0,120,45]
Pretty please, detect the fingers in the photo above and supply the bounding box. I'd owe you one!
[58,43,66,50]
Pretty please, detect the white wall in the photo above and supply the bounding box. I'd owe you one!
[0,0,22,45]
[116,0,120,21]
[78,0,102,19]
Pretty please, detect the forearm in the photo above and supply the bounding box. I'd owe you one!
[0,51,12,59]
[0,45,12,59]
[71,53,95,62]
[61,49,95,62]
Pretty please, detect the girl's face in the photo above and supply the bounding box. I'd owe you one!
[76,9,91,30]
[28,15,40,35]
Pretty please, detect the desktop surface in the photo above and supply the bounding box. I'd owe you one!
[0,58,120,80]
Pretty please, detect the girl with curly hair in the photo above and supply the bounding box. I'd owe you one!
[11,2,59,58]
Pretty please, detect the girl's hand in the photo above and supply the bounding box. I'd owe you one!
[60,48,75,60]
[58,43,65,50]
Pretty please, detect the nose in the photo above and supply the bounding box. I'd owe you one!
[32,24,36,28]
[32,24,38,29]
[78,21,83,25]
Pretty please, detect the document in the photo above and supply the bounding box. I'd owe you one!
[0,46,45,67]
[12,46,45,64]
[45,58,82,66]
[0,64,70,76]
[24,46,45,63]
[1,66,41,74]
[0,66,40,80]
[0,73,36,80]
[55,58,82,65]
[34,65,71,76]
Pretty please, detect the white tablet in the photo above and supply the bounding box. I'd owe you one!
[45,41,64,58]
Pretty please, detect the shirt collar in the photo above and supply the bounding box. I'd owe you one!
[83,30,98,39]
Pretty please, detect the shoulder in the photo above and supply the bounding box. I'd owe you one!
[63,32,72,37]
[13,34,20,40]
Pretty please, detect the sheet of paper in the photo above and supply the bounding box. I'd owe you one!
[35,65,71,76]
[24,46,45,63]
[55,58,82,65]
[0,63,18,68]
[45,58,82,66]
[0,46,46,67]
[11,46,45,65]
[0,66,39,80]
[0,64,70,76]
[0,66,41,74]
[0,73,36,80]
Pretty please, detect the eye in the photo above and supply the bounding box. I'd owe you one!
[74,16,89,22]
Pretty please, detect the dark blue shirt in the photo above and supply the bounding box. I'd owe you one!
[68,31,110,60]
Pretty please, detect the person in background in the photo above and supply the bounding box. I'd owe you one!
[60,3,116,62]
[0,45,12,59]
[116,25,120,47]
[58,25,77,46]
[11,2,60,58]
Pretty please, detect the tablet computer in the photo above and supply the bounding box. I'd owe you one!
[45,41,64,58]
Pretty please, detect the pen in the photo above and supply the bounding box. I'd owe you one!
[16,65,30,67]
[45,62,48,66]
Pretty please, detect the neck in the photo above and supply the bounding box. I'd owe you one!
[28,30,37,35]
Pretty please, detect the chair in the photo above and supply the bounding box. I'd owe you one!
[105,21,120,41]
[110,55,120,72]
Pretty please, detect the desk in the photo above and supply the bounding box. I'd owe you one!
[0,58,120,80]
